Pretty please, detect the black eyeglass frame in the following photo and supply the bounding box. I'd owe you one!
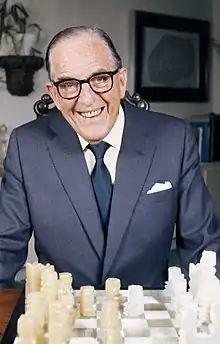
[52,68,120,100]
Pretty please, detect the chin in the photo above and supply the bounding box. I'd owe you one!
[85,128,110,142]
[86,136,105,144]
[85,134,106,144]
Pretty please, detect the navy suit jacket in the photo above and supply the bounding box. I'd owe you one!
[0,100,220,289]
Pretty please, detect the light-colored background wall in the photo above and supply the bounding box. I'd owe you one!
[0,0,218,139]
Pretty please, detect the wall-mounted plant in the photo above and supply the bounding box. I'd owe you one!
[0,0,42,55]
[0,0,44,96]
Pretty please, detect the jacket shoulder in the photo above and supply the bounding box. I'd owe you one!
[13,112,58,141]
[125,100,189,134]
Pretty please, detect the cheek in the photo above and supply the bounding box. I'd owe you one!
[59,99,77,113]
[102,86,122,108]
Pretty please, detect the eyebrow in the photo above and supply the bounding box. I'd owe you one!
[55,68,112,82]
[55,76,76,82]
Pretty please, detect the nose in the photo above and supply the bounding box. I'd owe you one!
[78,82,96,106]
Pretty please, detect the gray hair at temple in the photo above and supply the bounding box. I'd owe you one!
[45,26,123,80]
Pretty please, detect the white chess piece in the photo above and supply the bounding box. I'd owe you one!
[124,285,144,317]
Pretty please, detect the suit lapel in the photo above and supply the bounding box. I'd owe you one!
[47,112,104,261]
[102,102,157,279]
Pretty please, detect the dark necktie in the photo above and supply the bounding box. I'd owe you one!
[88,142,113,234]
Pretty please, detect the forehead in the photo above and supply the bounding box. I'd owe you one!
[50,34,114,79]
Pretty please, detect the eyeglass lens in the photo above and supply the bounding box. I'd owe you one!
[58,72,113,99]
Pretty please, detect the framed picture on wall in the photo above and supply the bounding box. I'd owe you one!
[134,11,210,102]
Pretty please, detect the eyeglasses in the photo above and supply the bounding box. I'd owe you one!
[52,68,120,100]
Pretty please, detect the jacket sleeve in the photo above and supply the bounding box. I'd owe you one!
[176,122,220,278]
[0,129,32,288]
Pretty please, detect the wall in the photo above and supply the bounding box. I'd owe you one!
[0,0,214,137]
[211,0,220,114]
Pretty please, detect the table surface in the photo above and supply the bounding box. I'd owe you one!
[0,289,21,341]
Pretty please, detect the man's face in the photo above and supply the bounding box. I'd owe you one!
[47,34,127,144]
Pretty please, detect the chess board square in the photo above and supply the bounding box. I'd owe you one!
[150,327,178,338]
[144,296,160,304]
[124,338,152,343]
[72,329,97,338]
[70,339,98,344]
[147,319,174,328]
[74,318,97,329]
[122,318,149,337]
[122,318,147,327]
[149,339,178,344]
[144,303,167,311]
[145,310,170,320]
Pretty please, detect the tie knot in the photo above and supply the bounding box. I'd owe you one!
[88,141,110,160]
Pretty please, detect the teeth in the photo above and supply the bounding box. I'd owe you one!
[80,108,102,118]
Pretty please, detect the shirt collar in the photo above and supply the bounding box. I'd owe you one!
[77,105,125,151]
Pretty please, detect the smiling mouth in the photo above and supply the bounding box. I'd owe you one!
[77,107,104,119]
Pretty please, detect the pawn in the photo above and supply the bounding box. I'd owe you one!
[105,278,121,298]
[124,285,144,317]
[80,285,96,317]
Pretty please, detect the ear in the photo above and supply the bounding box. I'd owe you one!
[46,82,62,111]
[119,67,127,99]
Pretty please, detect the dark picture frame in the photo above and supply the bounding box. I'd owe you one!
[134,11,211,102]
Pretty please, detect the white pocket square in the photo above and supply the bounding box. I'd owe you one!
[147,181,172,194]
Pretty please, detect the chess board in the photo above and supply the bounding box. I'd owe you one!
[12,289,179,344]
[69,290,179,344]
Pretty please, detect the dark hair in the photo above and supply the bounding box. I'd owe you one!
[45,26,122,79]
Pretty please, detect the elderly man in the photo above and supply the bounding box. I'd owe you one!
[0,26,219,289]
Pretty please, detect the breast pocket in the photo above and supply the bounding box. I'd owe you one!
[140,186,174,204]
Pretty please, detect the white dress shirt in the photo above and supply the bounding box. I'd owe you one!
[77,105,125,184]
